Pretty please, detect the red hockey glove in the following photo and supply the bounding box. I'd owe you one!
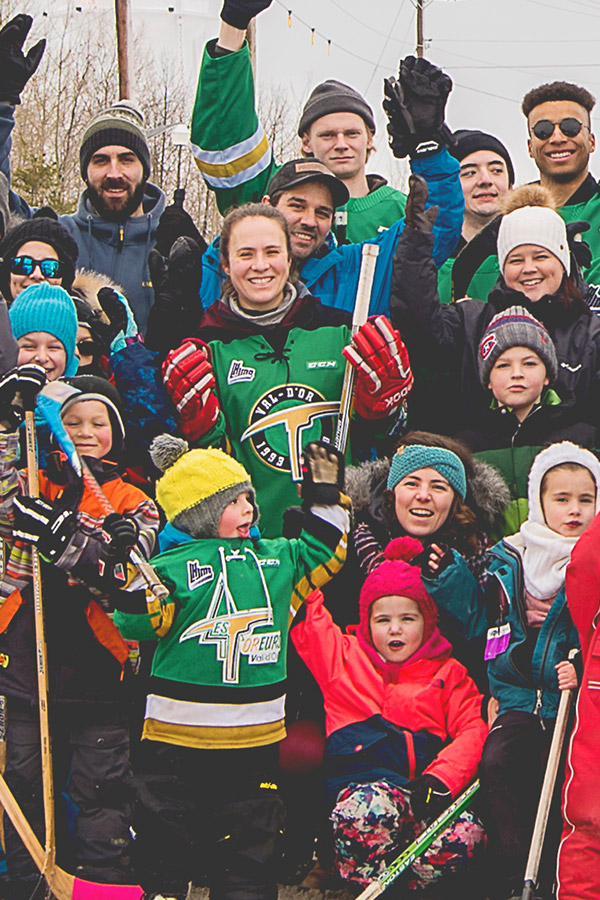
[343,316,413,419]
[162,339,220,443]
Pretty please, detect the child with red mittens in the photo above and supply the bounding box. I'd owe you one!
[291,537,487,894]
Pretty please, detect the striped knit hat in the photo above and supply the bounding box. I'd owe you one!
[80,101,151,180]
[479,305,558,386]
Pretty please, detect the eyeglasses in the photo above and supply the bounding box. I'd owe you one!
[76,340,97,356]
[10,256,65,278]
[531,118,588,141]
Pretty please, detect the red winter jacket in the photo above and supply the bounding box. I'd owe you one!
[558,511,600,900]
[291,590,487,799]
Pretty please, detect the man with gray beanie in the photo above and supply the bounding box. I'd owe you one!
[0,14,166,333]
[191,0,409,245]
[438,128,515,303]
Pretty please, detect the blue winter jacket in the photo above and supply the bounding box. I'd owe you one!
[424,542,580,723]
[200,148,463,315]
[0,103,166,335]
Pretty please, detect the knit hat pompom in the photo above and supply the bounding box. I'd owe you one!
[150,434,189,473]
[384,536,424,564]
[153,443,258,539]
[497,184,569,275]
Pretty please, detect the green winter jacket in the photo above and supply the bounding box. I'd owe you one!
[114,514,348,749]
[191,40,407,242]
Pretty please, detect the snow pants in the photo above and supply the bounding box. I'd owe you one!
[479,710,565,900]
[133,741,285,900]
[3,700,134,895]
[330,780,485,892]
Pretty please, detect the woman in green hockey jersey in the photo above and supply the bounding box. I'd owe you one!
[162,203,415,538]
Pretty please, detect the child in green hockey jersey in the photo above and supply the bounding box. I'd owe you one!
[114,436,349,900]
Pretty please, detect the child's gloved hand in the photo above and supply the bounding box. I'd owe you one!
[408,774,451,823]
[102,512,139,551]
[13,495,75,562]
[0,364,46,430]
[301,441,345,507]
[97,288,138,353]
[343,316,414,419]
[162,339,220,443]
[419,541,454,579]
[556,660,578,691]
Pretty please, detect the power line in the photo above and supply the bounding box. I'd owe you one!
[363,0,407,95]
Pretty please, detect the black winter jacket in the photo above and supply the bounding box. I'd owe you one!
[391,227,600,432]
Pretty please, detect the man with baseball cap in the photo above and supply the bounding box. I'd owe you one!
[437,128,515,303]
[190,0,450,246]
[0,14,166,333]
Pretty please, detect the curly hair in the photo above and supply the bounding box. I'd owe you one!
[522,81,596,120]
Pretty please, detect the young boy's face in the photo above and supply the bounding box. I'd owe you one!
[488,347,548,414]
[369,595,424,664]
[541,467,596,538]
[217,491,254,539]
[17,331,66,381]
[62,399,112,459]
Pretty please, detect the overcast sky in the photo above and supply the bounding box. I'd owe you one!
[253,0,600,188]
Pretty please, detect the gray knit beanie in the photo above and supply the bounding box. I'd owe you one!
[479,305,559,387]
[80,101,151,180]
[298,80,376,136]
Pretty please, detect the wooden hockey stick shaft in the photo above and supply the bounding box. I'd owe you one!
[24,410,56,874]
[521,650,577,900]
[334,243,379,454]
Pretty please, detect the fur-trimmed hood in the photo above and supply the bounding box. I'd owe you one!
[345,454,510,536]
[71,268,126,324]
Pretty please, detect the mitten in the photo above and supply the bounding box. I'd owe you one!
[404,174,438,233]
[99,512,139,588]
[408,774,452,824]
[13,495,75,563]
[0,14,45,105]
[0,365,46,430]
[220,0,274,30]
[162,339,220,443]
[343,317,413,419]
[566,220,592,271]
[154,202,206,258]
[145,237,204,357]
[383,56,453,158]
[301,441,345,507]
[97,287,138,352]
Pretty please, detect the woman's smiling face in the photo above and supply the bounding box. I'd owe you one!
[393,467,455,537]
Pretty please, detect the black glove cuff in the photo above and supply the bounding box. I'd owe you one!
[302,484,341,508]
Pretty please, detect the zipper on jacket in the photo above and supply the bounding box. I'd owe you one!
[118,226,124,252]
[534,689,545,729]
[535,603,563,726]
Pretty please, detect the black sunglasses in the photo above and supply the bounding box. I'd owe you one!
[10,256,65,278]
[531,117,587,141]
[76,339,97,356]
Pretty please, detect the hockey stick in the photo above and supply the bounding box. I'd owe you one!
[36,384,169,603]
[520,651,577,900]
[24,409,56,876]
[0,772,143,899]
[355,779,480,900]
[334,243,379,454]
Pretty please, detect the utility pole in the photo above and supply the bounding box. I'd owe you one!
[115,0,132,99]
[416,0,424,57]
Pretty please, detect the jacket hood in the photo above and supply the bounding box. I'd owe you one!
[345,455,510,535]
[71,268,126,323]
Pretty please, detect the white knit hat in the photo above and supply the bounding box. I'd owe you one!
[497,205,570,275]
[527,442,600,526]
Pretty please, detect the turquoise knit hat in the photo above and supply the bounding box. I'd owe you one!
[9,283,78,377]
[387,444,467,500]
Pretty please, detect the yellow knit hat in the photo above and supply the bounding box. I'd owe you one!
[151,435,257,538]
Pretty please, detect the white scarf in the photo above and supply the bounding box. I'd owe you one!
[504,520,577,600]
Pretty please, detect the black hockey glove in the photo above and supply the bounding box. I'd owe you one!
[408,774,452,824]
[0,14,45,105]
[220,0,273,30]
[145,237,204,357]
[301,441,345,507]
[383,56,453,158]
[404,174,438,234]
[13,495,76,563]
[0,364,46,430]
[154,199,207,258]
[99,512,139,588]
